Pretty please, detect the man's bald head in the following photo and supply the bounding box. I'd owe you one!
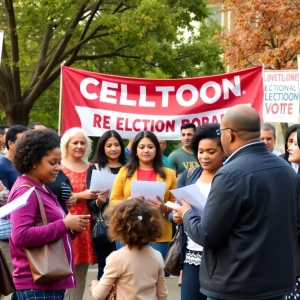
[222,105,261,139]
[220,105,261,156]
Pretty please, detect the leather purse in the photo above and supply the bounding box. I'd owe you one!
[24,188,73,284]
[0,248,15,296]
[92,208,110,243]
[105,284,116,300]
[164,227,181,276]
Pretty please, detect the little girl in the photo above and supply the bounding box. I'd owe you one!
[90,198,168,300]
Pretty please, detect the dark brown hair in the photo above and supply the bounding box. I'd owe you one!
[105,198,163,249]
[126,131,166,179]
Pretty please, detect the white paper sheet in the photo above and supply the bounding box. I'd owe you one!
[165,201,180,210]
[0,187,35,219]
[131,180,166,201]
[90,170,116,191]
[170,184,207,216]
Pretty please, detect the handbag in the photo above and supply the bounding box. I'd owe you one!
[92,208,110,243]
[0,219,12,240]
[105,284,116,300]
[164,227,181,276]
[0,248,15,296]
[24,188,73,284]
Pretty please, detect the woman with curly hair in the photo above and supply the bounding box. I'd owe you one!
[90,198,167,300]
[8,129,89,300]
[171,123,225,300]
[60,128,100,300]
[109,131,177,260]
[86,130,127,280]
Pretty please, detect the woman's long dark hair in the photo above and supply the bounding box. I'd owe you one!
[283,124,300,161]
[92,130,126,167]
[126,131,166,179]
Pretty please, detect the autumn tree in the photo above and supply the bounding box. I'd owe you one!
[219,0,300,136]
[0,0,224,125]
[219,0,300,70]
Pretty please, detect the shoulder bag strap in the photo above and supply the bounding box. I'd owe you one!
[185,167,196,185]
[15,184,48,225]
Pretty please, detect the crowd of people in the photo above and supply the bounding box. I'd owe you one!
[0,105,300,300]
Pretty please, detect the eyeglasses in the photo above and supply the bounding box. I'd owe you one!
[216,128,236,136]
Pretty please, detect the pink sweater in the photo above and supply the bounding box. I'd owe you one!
[8,176,76,291]
[91,245,168,300]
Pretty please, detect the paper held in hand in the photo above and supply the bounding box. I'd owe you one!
[131,180,166,201]
[0,186,35,219]
[90,170,116,191]
[170,184,207,216]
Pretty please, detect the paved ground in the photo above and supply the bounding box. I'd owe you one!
[4,269,181,300]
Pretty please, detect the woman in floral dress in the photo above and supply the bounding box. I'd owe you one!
[61,128,100,300]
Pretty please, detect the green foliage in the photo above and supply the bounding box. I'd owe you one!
[0,0,224,125]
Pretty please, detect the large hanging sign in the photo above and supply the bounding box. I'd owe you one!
[263,69,299,123]
[61,66,264,139]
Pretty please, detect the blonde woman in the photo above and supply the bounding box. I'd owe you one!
[61,128,100,300]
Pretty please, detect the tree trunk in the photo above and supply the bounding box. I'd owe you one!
[5,101,31,125]
[280,122,288,141]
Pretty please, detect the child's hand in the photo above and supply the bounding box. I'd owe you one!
[89,280,99,295]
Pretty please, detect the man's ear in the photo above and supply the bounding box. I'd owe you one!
[229,130,235,143]
[7,140,13,150]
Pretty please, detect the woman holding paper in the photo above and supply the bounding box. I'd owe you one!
[110,131,177,260]
[86,130,126,280]
[60,128,100,300]
[172,123,225,300]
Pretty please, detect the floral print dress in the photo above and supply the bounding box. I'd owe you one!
[61,166,97,265]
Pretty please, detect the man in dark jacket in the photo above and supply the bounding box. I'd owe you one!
[176,105,299,300]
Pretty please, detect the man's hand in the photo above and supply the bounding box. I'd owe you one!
[173,198,192,218]
[172,212,183,224]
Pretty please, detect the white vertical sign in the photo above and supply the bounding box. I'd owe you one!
[263,70,299,123]
[0,30,3,65]
[298,55,300,122]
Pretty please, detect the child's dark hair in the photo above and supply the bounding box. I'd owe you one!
[106,198,163,249]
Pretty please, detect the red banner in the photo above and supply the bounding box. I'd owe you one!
[61,66,264,139]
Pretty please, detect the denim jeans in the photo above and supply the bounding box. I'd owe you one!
[181,263,206,300]
[207,297,286,300]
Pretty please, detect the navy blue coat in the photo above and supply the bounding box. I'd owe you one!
[183,142,299,299]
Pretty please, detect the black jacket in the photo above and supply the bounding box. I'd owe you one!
[46,170,72,214]
[183,142,299,299]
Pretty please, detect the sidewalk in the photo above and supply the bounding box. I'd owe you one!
[4,269,181,300]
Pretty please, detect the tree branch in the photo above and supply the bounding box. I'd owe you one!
[24,1,90,103]
[1,42,12,81]
[58,29,112,62]
[74,53,140,60]
[0,68,14,109]
[4,0,21,102]
[70,0,104,60]
[28,24,54,89]
[113,1,124,14]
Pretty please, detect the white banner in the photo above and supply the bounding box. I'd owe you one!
[263,69,299,123]
[75,106,230,139]
[298,55,300,122]
[0,30,3,64]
